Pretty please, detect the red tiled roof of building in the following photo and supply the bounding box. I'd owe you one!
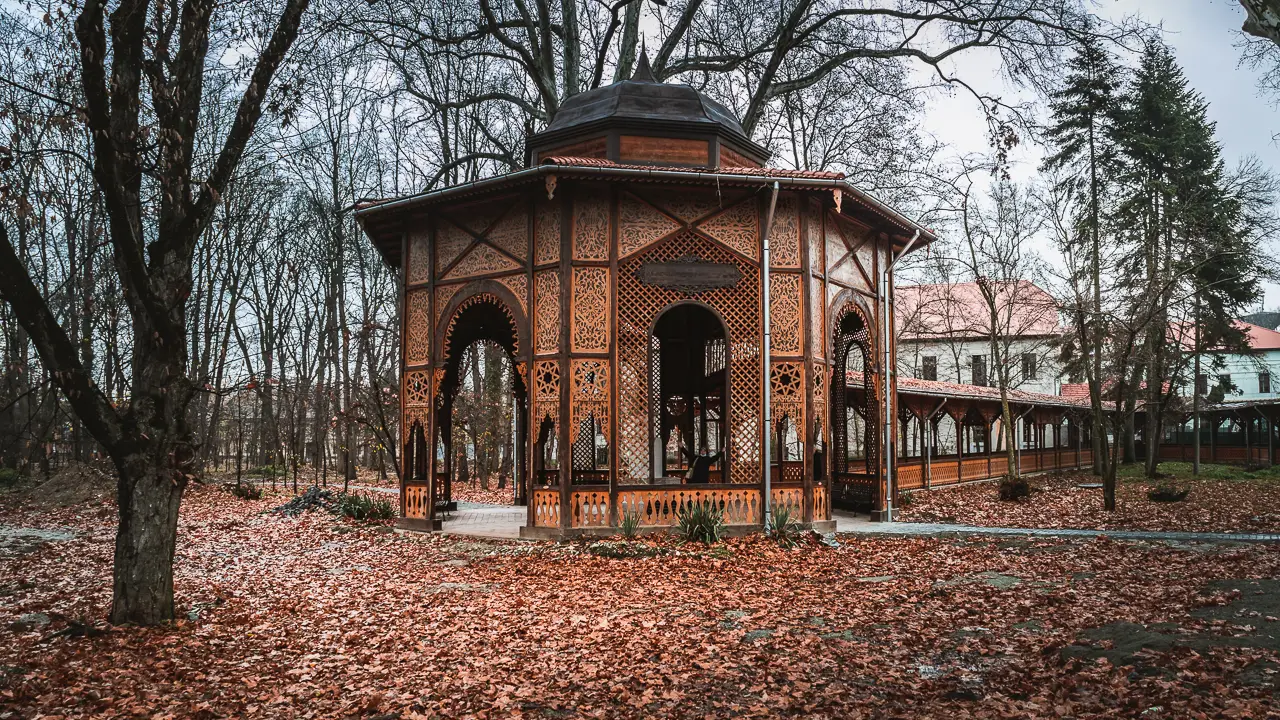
[1241,320,1280,350]
[539,156,847,180]
[896,280,1061,340]
[1060,382,1089,399]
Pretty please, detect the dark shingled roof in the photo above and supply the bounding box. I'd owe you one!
[1241,311,1280,331]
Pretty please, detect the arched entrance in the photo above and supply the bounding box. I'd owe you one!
[650,303,728,482]
[831,302,878,510]
[436,293,528,511]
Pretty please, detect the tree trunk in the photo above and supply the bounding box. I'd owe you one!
[112,450,187,625]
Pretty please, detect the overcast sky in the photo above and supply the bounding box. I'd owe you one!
[918,0,1280,309]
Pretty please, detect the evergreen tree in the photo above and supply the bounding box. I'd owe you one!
[1041,27,1124,487]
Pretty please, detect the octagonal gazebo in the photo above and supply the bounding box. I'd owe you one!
[357,58,935,538]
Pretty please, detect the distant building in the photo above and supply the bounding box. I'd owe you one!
[1240,311,1280,333]
[1181,320,1280,402]
[895,280,1063,396]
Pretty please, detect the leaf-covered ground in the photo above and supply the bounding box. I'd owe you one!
[900,463,1280,533]
[3,483,1280,719]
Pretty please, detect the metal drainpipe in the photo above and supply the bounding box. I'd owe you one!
[881,229,921,520]
[762,182,780,532]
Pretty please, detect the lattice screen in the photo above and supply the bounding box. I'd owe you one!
[404,289,430,365]
[618,230,761,484]
[770,272,803,355]
[571,267,610,352]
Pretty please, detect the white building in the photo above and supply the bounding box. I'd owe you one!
[1181,320,1280,402]
[895,280,1064,396]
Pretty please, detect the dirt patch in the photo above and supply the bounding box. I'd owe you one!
[12,463,114,508]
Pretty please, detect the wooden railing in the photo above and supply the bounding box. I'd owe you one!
[1158,443,1270,465]
[404,483,429,519]
[532,488,561,527]
[897,447,1092,491]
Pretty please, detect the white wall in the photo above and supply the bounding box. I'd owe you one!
[897,336,1061,395]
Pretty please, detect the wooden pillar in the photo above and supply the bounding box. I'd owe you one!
[557,193,572,533]
[1210,415,1217,463]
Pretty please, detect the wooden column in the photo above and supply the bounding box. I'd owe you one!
[557,192,572,533]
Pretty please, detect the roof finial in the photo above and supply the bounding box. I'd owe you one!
[632,37,656,83]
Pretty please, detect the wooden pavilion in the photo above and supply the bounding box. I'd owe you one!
[357,57,938,537]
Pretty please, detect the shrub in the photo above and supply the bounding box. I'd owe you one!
[898,490,914,507]
[249,465,284,478]
[676,499,724,544]
[998,475,1032,501]
[1148,483,1190,503]
[768,503,803,548]
[586,540,661,559]
[0,468,21,487]
[336,492,396,521]
[229,482,263,501]
[619,506,642,539]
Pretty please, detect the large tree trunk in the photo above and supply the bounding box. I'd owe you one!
[112,448,187,624]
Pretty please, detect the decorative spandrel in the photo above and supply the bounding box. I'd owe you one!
[697,198,759,261]
[618,193,681,258]
[485,207,529,261]
[495,273,528,315]
[435,221,471,277]
[407,230,430,285]
[771,361,804,432]
[404,370,431,407]
[570,359,610,443]
[442,243,521,282]
[769,195,800,268]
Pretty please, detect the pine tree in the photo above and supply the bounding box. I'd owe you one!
[1042,28,1123,491]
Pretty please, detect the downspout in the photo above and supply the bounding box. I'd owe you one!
[880,229,921,520]
[762,182,780,532]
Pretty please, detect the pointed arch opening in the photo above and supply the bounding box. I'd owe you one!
[650,303,729,483]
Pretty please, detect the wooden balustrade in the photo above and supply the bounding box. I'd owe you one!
[616,486,762,526]
[569,488,611,527]
[532,488,561,527]
[813,485,829,521]
[404,484,429,519]
[896,447,1089,491]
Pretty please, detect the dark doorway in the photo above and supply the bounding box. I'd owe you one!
[651,304,728,482]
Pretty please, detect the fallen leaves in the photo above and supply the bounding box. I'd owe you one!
[0,484,1278,718]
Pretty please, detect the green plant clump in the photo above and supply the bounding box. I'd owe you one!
[898,490,914,507]
[998,475,1033,501]
[0,468,22,487]
[249,464,285,478]
[676,499,724,544]
[337,492,396,521]
[768,503,803,548]
[619,506,642,538]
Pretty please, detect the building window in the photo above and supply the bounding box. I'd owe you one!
[1196,373,1208,396]
[1261,372,1271,394]
[972,355,987,387]
[920,355,937,382]
[1021,353,1037,382]
[1219,374,1232,393]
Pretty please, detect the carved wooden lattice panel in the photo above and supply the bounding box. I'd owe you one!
[407,230,430,285]
[401,407,429,447]
[618,231,760,484]
[435,284,459,333]
[485,206,528,261]
[442,243,521,281]
[569,490,610,527]
[455,205,503,237]
[813,485,829,520]
[404,485,429,519]
[573,195,610,261]
[443,293,520,358]
[769,195,800,268]
[771,361,804,432]
[636,189,725,225]
[405,289,430,366]
[495,273,528,315]
[571,267,609,352]
[435,220,472,277]
[616,487,760,526]
[812,362,828,447]
[533,359,560,429]
[810,276,825,361]
[532,488,560,527]
[404,370,431,407]
[807,198,824,273]
[618,193,680,258]
[697,198,759,260]
[771,487,803,514]
[534,271,561,355]
[535,199,560,266]
[770,272,803,356]
[570,359,609,442]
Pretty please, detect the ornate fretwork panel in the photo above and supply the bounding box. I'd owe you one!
[405,289,431,366]
[407,230,430,285]
[770,272,803,356]
[697,198,759,261]
[435,220,472,277]
[483,208,528,261]
[404,369,431,407]
[533,359,560,425]
[404,485,429,519]
[495,273,529,315]
[832,303,877,483]
[618,193,680,258]
[617,231,761,484]
[638,189,726,225]
[812,362,828,448]
[454,206,503,237]
[535,199,561,266]
[534,271,561,355]
[571,267,610,352]
[806,199,824,273]
[810,276,825,362]
[442,243,521,281]
[573,195,610,261]
[401,407,430,447]
[769,195,800,268]
[825,212,876,293]
[771,361,804,432]
[435,284,460,332]
[570,359,610,443]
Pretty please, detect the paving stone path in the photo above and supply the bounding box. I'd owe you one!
[832,512,1280,544]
